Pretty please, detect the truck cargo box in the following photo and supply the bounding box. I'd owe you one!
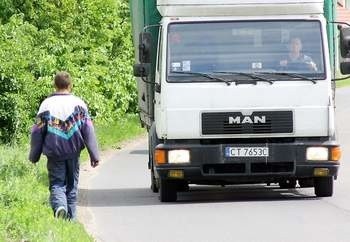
[130,0,161,127]
[157,0,324,16]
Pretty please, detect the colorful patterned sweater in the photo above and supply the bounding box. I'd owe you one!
[29,93,99,162]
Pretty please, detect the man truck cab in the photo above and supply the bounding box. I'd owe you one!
[130,0,350,202]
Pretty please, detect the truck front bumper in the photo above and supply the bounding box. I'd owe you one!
[154,140,340,184]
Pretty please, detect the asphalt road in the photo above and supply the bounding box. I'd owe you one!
[79,87,350,242]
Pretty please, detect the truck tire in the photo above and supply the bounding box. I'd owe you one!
[314,177,333,197]
[177,181,189,192]
[151,169,159,193]
[279,179,296,189]
[159,179,177,202]
[149,124,160,193]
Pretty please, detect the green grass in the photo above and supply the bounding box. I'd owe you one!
[336,78,350,88]
[96,114,145,150]
[0,114,145,241]
[80,114,145,162]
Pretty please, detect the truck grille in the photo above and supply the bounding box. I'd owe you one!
[202,111,293,135]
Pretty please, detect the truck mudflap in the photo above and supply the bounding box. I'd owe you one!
[154,140,340,184]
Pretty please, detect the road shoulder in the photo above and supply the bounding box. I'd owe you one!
[77,135,147,240]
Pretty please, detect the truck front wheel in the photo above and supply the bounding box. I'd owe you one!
[314,177,333,197]
[151,169,159,193]
[159,179,177,202]
[149,124,160,193]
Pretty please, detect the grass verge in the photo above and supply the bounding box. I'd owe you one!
[336,78,350,88]
[80,114,146,162]
[95,114,145,150]
[0,114,145,241]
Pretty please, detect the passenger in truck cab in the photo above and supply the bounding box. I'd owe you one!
[279,37,318,72]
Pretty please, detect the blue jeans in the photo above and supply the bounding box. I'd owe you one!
[47,157,80,219]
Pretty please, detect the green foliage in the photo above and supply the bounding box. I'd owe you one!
[0,0,136,143]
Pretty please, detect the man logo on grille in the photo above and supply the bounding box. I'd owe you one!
[229,115,266,124]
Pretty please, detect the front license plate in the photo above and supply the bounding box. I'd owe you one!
[225,147,269,157]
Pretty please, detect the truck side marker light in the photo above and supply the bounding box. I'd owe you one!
[168,170,184,179]
[155,149,166,165]
[314,168,329,177]
[331,147,341,161]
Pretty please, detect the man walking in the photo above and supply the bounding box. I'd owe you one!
[29,71,100,220]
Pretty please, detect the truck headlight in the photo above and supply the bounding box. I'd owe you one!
[168,150,190,164]
[306,147,328,161]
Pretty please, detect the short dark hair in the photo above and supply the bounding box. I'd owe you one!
[54,71,72,90]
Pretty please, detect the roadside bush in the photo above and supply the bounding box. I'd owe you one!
[0,0,136,143]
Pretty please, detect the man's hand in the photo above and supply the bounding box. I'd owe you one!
[91,160,99,168]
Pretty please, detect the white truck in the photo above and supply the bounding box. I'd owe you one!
[130,0,349,202]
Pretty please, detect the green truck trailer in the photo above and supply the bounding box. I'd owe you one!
[130,0,350,202]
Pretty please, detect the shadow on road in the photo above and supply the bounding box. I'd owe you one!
[79,185,318,207]
[129,149,148,155]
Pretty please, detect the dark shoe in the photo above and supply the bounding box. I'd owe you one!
[55,206,67,219]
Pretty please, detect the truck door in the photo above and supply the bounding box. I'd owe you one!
[154,26,163,134]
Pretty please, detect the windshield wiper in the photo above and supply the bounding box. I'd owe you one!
[171,71,232,86]
[214,71,274,85]
[257,71,317,84]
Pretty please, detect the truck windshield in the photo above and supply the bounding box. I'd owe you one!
[167,20,325,82]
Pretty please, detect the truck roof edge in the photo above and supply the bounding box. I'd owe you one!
[157,0,324,17]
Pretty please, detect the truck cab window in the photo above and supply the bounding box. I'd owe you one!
[167,20,325,82]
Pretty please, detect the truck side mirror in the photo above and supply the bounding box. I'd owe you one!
[340,62,350,75]
[139,32,152,63]
[133,63,150,77]
[340,27,350,58]
[339,27,350,74]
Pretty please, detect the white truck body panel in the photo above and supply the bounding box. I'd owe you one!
[163,82,330,139]
[157,0,324,17]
